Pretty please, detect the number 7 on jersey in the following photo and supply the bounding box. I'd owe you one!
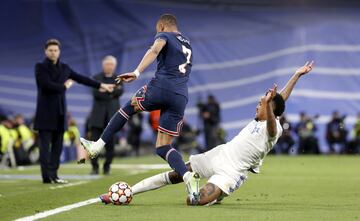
[179,45,192,74]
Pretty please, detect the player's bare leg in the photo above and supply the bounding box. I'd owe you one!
[100,163,191,204]
[187,182,223,206]
[130,163,192,194]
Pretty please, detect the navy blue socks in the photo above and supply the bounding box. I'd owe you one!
[156,145,188,177]
[101,101,135,143]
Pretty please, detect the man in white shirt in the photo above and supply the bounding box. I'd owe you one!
[100,61,314,206]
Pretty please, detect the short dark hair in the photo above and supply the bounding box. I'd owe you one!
[45,39,61,49]
[158,14,177,27]
[272,93,285,117]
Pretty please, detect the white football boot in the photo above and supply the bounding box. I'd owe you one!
[185,172,201,205]
[80,137,100,159]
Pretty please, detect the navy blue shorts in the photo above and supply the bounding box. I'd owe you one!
[132,84,187,136]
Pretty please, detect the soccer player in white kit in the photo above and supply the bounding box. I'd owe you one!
[100,61,314,206]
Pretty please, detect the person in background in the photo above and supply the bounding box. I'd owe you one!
[176,119,200,154]
[34,39,114,184]
[295,112,320,154]
[88,55,123,175]
[326,111,348,154]
[14,114,35,153]
[273,114,295,154]
[63,115,81,162]
[347,112,360,154]
[217,127,227,146]
[127,113,143,156]
[0,116,13,166]
[11,115,35,165]
[199,95,221,150]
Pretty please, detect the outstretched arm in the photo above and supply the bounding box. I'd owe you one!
[116,39,167,83]
[280,61,314,102]
[265,84,278,138]
[68,68,114,92]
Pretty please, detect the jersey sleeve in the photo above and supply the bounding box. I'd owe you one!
[154,32,168,42]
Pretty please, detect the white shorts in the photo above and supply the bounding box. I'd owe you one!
[189,147,248,195]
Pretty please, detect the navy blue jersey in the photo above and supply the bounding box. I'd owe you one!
[149,32,193,98]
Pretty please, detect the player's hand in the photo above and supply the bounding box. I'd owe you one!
[64,79,74,89]
[265,84,278,103]
[100,83,115,93]
[116,72,137,84]
[98,87,107,93]
[295,61,314,77]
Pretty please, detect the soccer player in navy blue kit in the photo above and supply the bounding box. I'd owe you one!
[80,14,200,202]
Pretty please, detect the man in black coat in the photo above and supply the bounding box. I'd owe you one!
[89,55,123,175]
[199,95,221,150]
[34,39,114,184]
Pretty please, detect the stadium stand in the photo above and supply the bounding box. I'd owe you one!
[1,0,360,152]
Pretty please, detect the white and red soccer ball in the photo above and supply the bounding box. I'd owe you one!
[108,181,133,205]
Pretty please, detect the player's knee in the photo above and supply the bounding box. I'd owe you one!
[130,97,142,112]
[120,100,137,117]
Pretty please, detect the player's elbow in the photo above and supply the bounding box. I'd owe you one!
[150,47,160,56]
[267,129,277,138]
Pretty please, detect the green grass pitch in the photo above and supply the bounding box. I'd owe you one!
[0,155,359,221]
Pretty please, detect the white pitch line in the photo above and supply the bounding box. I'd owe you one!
[49,181,89,190]
[128,169,151,175]
[13,164,170,220]
[14,163,170,171]
[62,163,170,170]
[14,198,100,221]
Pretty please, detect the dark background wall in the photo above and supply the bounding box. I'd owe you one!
[0,0,359,151]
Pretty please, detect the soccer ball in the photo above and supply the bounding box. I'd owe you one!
[108,181,133,205]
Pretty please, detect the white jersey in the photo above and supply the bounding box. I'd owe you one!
[205,119,282,177]
[223,118,282,171]
[189,118,283,194]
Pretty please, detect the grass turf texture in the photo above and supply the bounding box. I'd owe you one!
[0,155,359,221]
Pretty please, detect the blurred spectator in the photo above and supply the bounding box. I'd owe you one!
[347,113,360,154]
[198,95,221,150]
[8,117,31,165]
[0,115,38,167]
[13,114,39,165]
[62,116,81,162]
[176,120,200,154]
[273,115,295,154]
[326,111,348,154]
[127,113,143,156]
[88,55,123,175]
[296,112,320,154]
[14,114,35,153]
[217,127,227,146]
[0,117,14,167]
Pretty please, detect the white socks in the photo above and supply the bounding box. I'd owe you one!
[182,171,192,184]
[93,138,105,152]
[132,172,171,195]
